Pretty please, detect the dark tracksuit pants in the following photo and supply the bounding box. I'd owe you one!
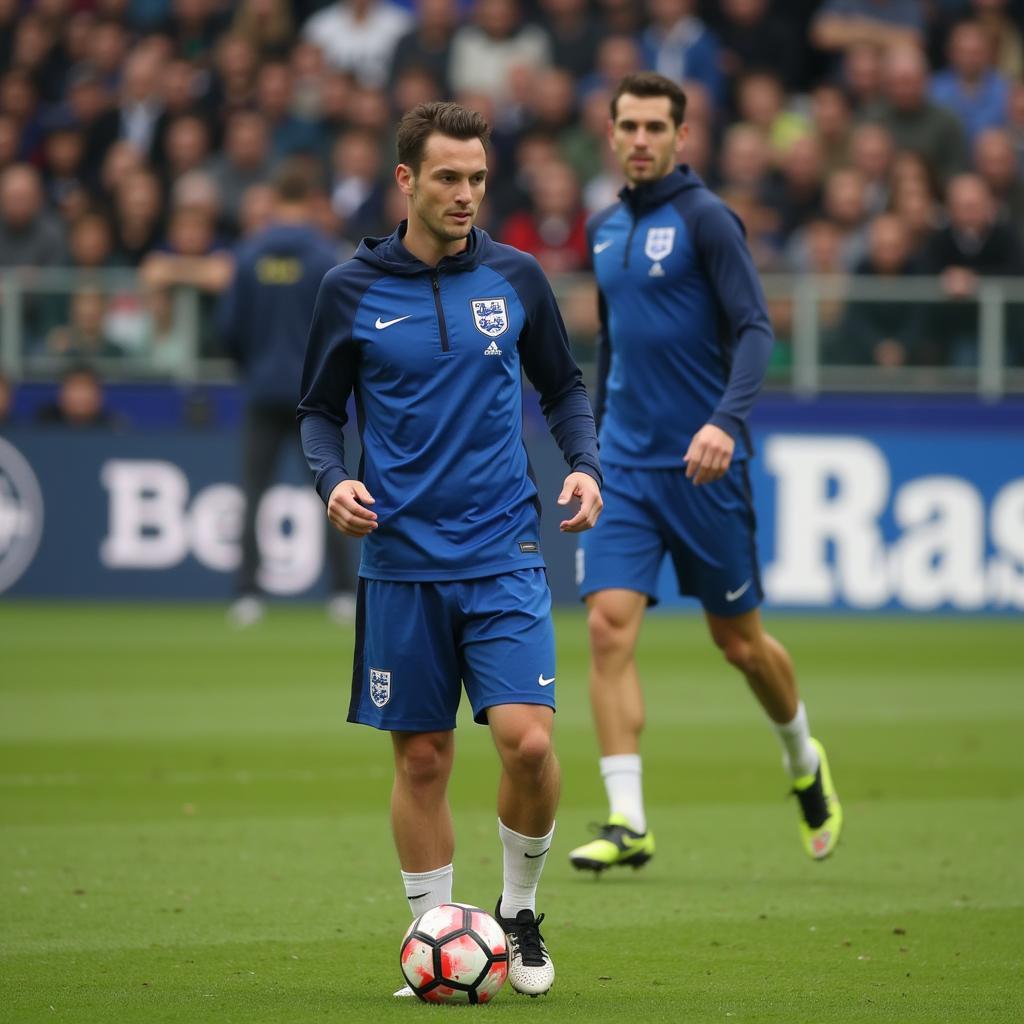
[239,401,354,597]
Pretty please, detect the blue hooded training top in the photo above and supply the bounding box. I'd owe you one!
[590,165,774,467]
[297,223,602,582]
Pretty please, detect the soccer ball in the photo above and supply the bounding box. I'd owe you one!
[399,903,509,1004]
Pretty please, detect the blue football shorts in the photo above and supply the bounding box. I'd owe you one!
[577,461,763,617]
[349,568,557,732]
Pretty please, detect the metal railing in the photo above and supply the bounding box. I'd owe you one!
[3,267,1024,397]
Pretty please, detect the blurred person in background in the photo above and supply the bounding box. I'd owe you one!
[571,73,842,876]
[329,127,389,244]
[34,363,120,428]
[785,166,870,272]
[834,212,924,366]
[254,60,320,164]
[734,69,811,161]
[388,0,459,96]
[1,70,43,164]
[449,0,551,106]
[500,157,589,274]
[0,163,66,268]
[206,110,273,236]
[840,39,885,112]
[921,171,1024,364]
[0,370,13,426]
[538,0,606,80]
[0,113,19,173]
[231,0,296,59]
[848,121,895,215]
[716,0,803,93]
[809,82,854,175]
[970,0,1023,80]
[219,161,352,627]
[43,286,122,361]
[161,113,212,197]
[864,43,967,187]
[111,167,165,265]
[139,204,233,355]
[760,133,826,239]
[302,0,412,89]
[39,109,90,221]
[972,126,1024,224]
[811,0,925,59]
[639,0,725,111]
[148,57,209,169]
[207,33,259,119]
[89,45,166,166]
[930,18,1010,145]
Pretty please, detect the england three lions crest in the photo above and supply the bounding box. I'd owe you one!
[471,297,509,338]
[369,668,391,707]
[644,227,675,276]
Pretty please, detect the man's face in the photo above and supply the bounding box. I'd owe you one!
[399,133,487,246]
[609,93,685,186]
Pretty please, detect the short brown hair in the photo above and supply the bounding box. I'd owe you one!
[611,72,687,127]
[396,101,491,173]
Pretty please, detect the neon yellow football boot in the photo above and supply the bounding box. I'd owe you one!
[792,738,842,860]
[568,814,655,873]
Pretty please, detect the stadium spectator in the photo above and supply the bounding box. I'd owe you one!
[66,64,117,186]
[921,173,1024,363]
[785,165,870,272]
[85,18,131,92]
[111,168,165,266]
[716,123,772,193]
[238,182,276,238]
[500,158,589,274]
[930,19,1011,144]
[810,82,854,174]
[35,364,119,428]
[811,0,925,58]
[0,164,66,267]
[835,213,924,366]
[220,162,353,627]
[289,40,329,123]
[8,11,65,104]
[717,0,803,93]
[865,43,968,187]
[231,0,296,58]
[559,87,614,188]
[522,67,579,142]
[88,44,165,163]
[139,205,233,355]
[970,0,1023,80]
[639,0,725,110]
[449,0,551,104]
[162,113,212,195]
[329,127,388,243]
[760,133,826,238]
[44,287,122,361]
[39,109,89,220]
[841,40,885,112]
[149,57,209,169]
[1,70,43,164]
[254,60,320,163]
[161,0,228,66]
[734,70,811,160]
[538,0,606,80]
[388,0,459,95]
[207,33,259,118]
[849,121,895,215]
[206,110,273,234]
[0,113,18,173]
[68,211,115,271]
[302,0,412,88]
[973,127,1024,224]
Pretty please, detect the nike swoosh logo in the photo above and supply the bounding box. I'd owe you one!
[375,314,412,330]
[524,847,550,859]
[538,674,555,686]
[725,580,753,602]
[407,892,430,900]
[592,239,613,254]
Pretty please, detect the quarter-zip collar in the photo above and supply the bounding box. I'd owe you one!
[619,164,704,216]
[354,220,486,276]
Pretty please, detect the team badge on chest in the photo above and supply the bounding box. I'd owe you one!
[470,297,509,338]
[369,668,391,707]
[644,226,675,277]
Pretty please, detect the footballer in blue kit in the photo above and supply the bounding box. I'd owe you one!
[298,102,602,999]
[569,74,843,875]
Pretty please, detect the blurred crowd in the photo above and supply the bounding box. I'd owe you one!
[1,0,1024,379]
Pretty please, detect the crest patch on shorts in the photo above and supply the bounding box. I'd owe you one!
[369,668,391,707]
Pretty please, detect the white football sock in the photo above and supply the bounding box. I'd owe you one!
[600,753,646,833]
[498,819,554,919]
[401,863,452,919]
[774,701,819,779]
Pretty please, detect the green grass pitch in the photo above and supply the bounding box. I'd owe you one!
[2,603,1022,1023]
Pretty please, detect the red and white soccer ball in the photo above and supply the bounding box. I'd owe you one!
[400,903,509,1004]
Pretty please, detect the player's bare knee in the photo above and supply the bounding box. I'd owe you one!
[718,633,756,674]
[396,734,452,789]
[587,604,630,660]
[503,726,552,778]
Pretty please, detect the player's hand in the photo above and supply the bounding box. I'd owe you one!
[557,472,602,533]
[327,479,378,537]
[683,424,735,486]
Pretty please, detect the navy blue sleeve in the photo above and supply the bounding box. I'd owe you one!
[691,199,774,440]
[296,264,365,504]
[495,251,602,488]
